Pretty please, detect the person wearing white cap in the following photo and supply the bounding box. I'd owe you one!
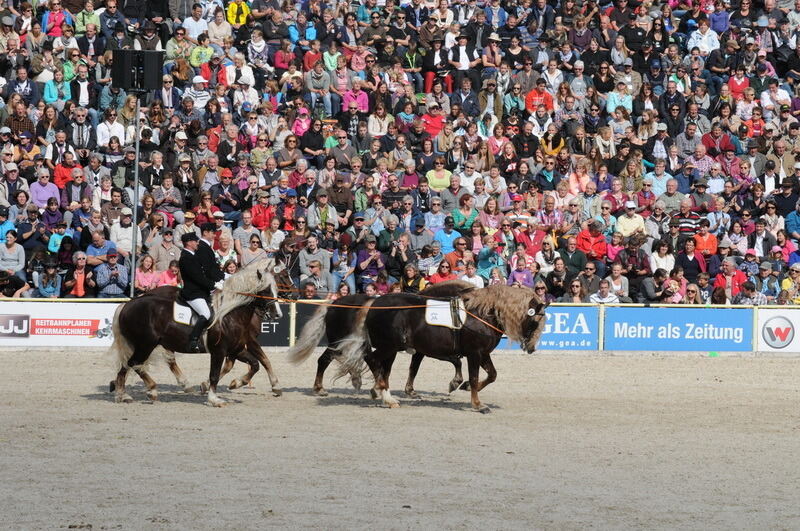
[617,200,646,238]
[109,207,142,266]
[232,73,259,108]
[183,75,212,109]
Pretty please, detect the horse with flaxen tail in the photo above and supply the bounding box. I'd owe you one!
[336,285,547,412]
[108,258,288,406]
[288,281,477,397]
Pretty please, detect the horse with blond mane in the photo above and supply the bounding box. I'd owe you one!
[292,284,547,412]
[108,258,287,406]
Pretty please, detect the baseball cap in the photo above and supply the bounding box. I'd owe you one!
[175,131,188,140]
[791,263,800,272]
[316,189,328,197]
[510,193,523,202]
[624,58,633,66]
[107,249,118,257]
[0,126,11,134]
[656,123,668,132]
[120,207,132,216]
[745,248,757,256]
[354,211,365,220]
[624,200,637,209]
[286,189,297,197]
[760,262,772,270]
[444,216,455,225]
[184,211,196,219]
[414,218,426,227]
[771,245,782,253]
[365,234,377,243]
[4,162,17,172]
[212,211,225,218]
[192,75,206,84]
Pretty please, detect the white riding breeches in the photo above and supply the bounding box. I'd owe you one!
[186,297,211,320]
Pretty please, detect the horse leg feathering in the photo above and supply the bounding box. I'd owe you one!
[334,300,375,380]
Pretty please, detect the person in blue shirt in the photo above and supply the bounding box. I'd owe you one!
[0,206,15,243]
[433,215,460,253]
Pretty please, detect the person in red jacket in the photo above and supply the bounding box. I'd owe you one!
[515,218,546,257]
[713,257,747,298]
[524,78,554,113]
[701,123,736,157]
[576,220,608,276]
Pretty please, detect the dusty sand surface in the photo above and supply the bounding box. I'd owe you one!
[1,349,800,530]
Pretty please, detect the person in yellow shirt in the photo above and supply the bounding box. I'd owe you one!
[226,0,251,29]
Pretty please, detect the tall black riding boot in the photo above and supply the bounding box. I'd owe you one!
[187,316,209,353]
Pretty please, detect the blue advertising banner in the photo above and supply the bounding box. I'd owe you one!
[603,307,753,351]
[499,305,600,351]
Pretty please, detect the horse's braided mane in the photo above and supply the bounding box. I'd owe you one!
[210,257,277,329]
[462,285,539,342]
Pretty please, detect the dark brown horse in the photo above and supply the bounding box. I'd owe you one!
[109,259,285,406]
[289,281,476,397]
[334,285,546,412]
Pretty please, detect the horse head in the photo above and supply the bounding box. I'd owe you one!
[521,296,547,354]
[255,264,284,321]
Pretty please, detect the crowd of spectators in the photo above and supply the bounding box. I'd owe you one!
[4,0,800,306]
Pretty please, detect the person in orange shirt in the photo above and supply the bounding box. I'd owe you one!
[693,218,718,259]
[524,78,554,113]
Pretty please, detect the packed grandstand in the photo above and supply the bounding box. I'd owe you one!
[0,0,798,305]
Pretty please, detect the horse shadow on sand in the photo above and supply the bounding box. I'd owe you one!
[82,383,244,406]
[279,386,502,412]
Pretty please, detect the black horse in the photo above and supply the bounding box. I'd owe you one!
[291,284,547,412]
[109,259,286,406]
[289,281,476,397]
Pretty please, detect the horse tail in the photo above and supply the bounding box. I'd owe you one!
[287,303,329,365]
[334,299,375,379]
[108,302,134,372]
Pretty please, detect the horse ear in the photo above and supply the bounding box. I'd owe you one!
[257,269,263,281]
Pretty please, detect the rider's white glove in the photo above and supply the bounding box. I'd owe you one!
[214,280,225,290]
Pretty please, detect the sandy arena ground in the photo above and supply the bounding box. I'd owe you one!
[2,348,800,530]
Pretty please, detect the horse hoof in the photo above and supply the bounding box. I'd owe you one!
[146,391,158,401]
[272,388,283,397]
[229,379,241,390]
[370,388,380,400]
[404,389,420,399]
[312,388,328,397]
[207,398,227,407]
[458,381,471,391]
[115,393,133,404]
[182,385,195,394]
[109,381,116,393]
[473,405,491,414]
[386,401,401,409]
[351,376,362,391]
[200,381,209,394]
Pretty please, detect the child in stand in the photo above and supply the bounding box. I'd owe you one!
[157,260,181,287]
[323,40,341,71]
[488,267,505,286]
[739,248,760,277]
[274,39,295,81]
[606,232,624,265]
[303,39,323,71]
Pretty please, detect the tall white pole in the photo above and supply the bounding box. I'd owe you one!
[129,95,141,298]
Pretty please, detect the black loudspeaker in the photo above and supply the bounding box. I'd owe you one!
[111,50,165,91]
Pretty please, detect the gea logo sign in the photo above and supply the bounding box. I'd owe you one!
[0,314,30,337]
[762,316,794,349]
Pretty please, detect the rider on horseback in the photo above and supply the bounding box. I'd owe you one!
[179,223,225,352]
